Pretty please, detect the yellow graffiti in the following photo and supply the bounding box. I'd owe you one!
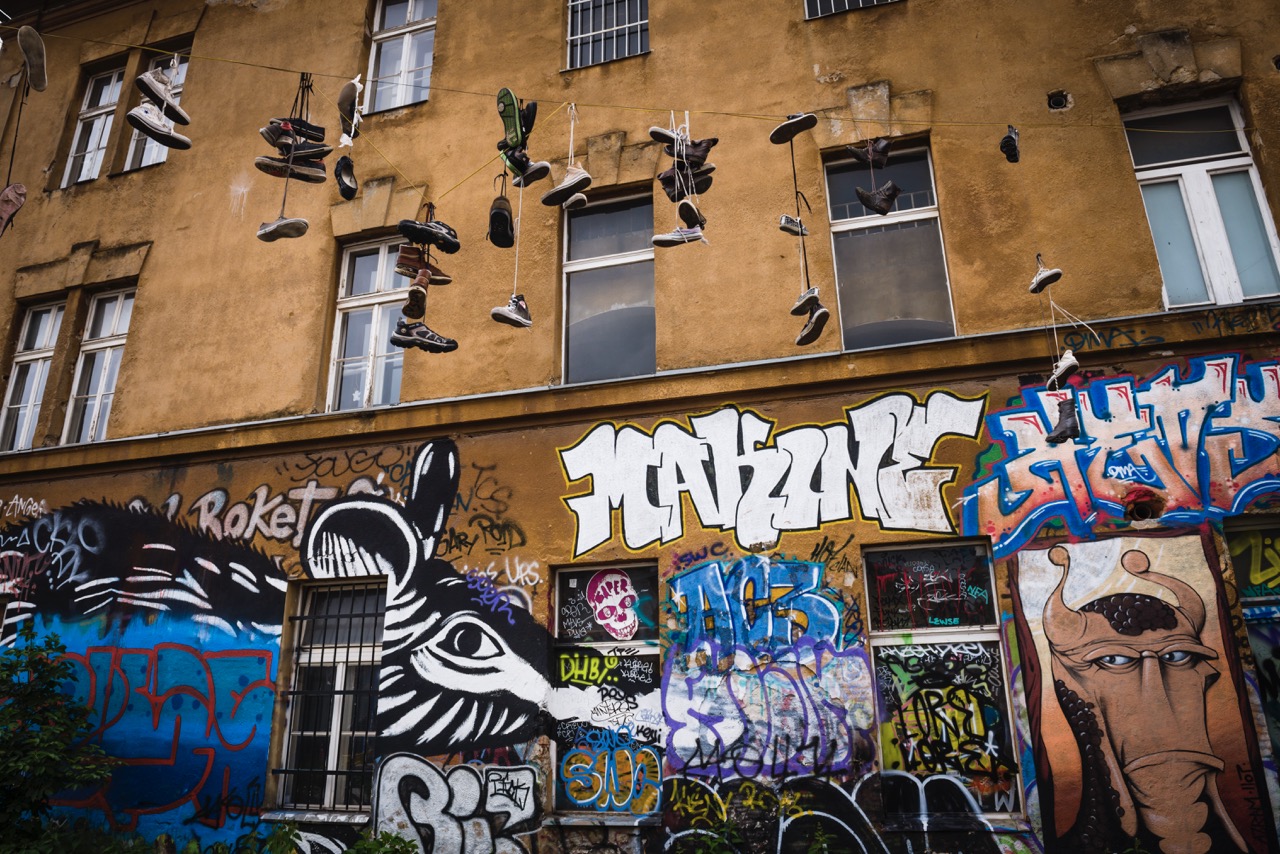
[1230,529,1280,592]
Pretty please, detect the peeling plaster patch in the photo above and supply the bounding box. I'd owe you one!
[815,65,845,84]
[229,179,250,219]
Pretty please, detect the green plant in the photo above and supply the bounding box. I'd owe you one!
[346,830,419,854]
[805,824,834,854]
[0,625,116,845]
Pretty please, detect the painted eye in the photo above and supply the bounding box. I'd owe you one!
[598,606,615,620]
[1160,650,1194,665]
[437,621,502,660]
[1098,654,1136,668]
[620,595,636,609]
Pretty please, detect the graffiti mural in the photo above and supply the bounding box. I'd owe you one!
[966,355,1280,558]
[1012,536,1277,853]
[560,396,984,556]
[864,544,995,630]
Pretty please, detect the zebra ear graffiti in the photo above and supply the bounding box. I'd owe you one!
[303,497,420,586]
[403,440,460,560]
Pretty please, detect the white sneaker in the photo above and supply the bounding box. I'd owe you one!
[492,293,532,328]
[1048,349,1078,389]
[779,214,808,236]
[135,67,190,125]
[541,163,592,206]
[790,287,819,316]
[126,102,191,150]
[1030,253,1062,293]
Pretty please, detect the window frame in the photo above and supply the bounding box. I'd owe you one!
[275,581,386,813]
[61,288,134,445]
[825,143,957,352]
[861,540,1024,818]
[61,67,125,187]
[566,0,650,71]
[1124,98,1280,309]
[804,0,904,19]
[327,239,409,412]
[124,53,188,172]
[561,193,656,385]
[365,0,437,114]
[0,301,65,452]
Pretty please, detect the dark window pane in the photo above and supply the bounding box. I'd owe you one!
[865,545,995,632]
[1125,106,1241,168]
[828,150,934,220]
[566,261,655,383]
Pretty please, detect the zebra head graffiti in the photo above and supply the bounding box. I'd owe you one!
[302,440,550,755]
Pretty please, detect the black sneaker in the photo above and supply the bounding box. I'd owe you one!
[1000,124,1019,163]
[796,303,830,346]
[260,123,297,149]
[491,293,532,328]
[1046,397,1080,444]
[254,155,326,183]
[500,148,550,187]
[269,117,325,143]
[488,192,514,248]
[276,138,335,159]
[17,27,46,92]
[520,101,538,137]
[658,163,714,203]
[390,319,457,353]
[398,218,461,254]
[769,113,817,145]
[790,287,819,316]
[678,198,706,230]
[402,285,427,320]
[665,137,719,170]
[256,216,309,241]
[847,137,891,168]
[335,155,357,200]
[856,180,901,215]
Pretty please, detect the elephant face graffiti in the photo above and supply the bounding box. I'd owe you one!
[1041,545,1247,853]
[586,569,639,640]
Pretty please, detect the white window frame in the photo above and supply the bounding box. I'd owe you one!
[124,53,188,171]
[0,302,64,452]
[566,0,650,70]
[1125,98,1280,309]
[277,582,385,812]
[561,194,655,385]
[327,239,408,412]
[62,68,125,187]
[62,288,133,445]
[365,0,437,113]
[826,144,957,351]
[862,541,1024,818]
[805,0,903,19]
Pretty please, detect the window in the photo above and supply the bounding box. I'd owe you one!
[805,0,902,18]
[62,68,125,187]
[1225,522,1280,761]
[63,288,133,445]
[367,0,436,112]
[826,145,954,350]
[567,0,649,70]
[1126,101,1280,308]
[552,566,661,813]
[0,303,64,452]
[277,583,385,811]
[863,543,1021,815]
[329,241,408,411]
[563,196,655,384]
[125,54,188,171]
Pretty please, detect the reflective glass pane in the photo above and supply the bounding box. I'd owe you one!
[568,198,653,260]
[380,0,409,29]
[88,295,116,339]
[22,305,63,351]
[116,293,134,334]
[566,260,655,383]
[834,218,953,349]
[87,71,122,109]
[409,0,438,21]
[1126,106,1241,168]
[67,395,96,444]
[347,250,380,296]
[828,150,934,220]
[1212,171,1280,298]
[341,309,374,360]
[76,350,105,397]
[92,393,112,442]
[407,30,434,103]
[1139,181,1211,306]
[336,361,367,411]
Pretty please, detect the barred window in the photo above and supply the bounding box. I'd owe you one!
[567,0,649,70]
[805,0,903,19]
[276,583,386,811]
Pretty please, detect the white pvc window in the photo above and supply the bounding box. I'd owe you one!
[125,54,188,171]
[0,302,64,452]
[329,241,407,411]
[826,146,955,351]
[63,289,133,444]
[62,68,124,187]
[1126,100,1280,308]
[567,0,649,70]
[367,0,436,112]
[563,196,655,384]
[805,0,903,19]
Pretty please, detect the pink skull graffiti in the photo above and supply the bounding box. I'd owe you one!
[585,569,639,640]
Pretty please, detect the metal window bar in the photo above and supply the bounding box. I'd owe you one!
[805,0,903,19]
[275,582,385,811]
[568,0,648,69]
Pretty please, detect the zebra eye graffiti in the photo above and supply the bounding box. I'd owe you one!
[420,613,511,673]
[439,621,502,659]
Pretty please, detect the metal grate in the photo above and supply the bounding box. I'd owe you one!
[805,0,903,20]
[567,0,649,69]
[275,582,385,811]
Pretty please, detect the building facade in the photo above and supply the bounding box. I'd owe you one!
[1,1,1280,852]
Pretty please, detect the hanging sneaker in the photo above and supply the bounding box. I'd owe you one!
[268,117,325,142]
[254,155,326,183]
[796,303,830,346]
[657,163,714,203]
[256,216,309,241]
[649,126,685,146]
[542,164,592,207]
[847,137,891,168]
[0,183,26,239]
[1029,253,1062,293]
[779,215,808,236]
[1000,125,1020,163]
[500,148,550,187]
[856,180,901,216]
[491,293,533,328]
[652,226,704,247]
[398,218,460,253]
[666,137,718,170]
[126,103,192,150]
[1045,398,1080,444]
[135,67,190,125]
[1048,349,1079,390]
[562,192,588,210]
[275,138,335,159]
[790,287,819,316]
[520,101,538,137]
[678,198,706,230]
[402,283,427,319]
[496,88,526,151]
[338,78,362,141]
[769,113,817,145]
[487,192,515,248]
[335,155,358,200]
[17,27,46,92]
[390,319,457,353]
[260,123,298,148]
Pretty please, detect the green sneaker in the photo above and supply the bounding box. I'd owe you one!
[496,87,524,151]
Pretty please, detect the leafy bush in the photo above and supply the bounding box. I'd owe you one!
[346,830,419,854]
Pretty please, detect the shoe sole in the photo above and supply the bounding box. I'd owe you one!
[18,27,46,92]
[492,308,532,328]
[790,291,819,316]
[541,172,592,207]
[402,286,427,319]
[513,161,550,187]
[427,268,452,285]
[1029,269,1062,294]
[397,221,460,253]
[496,88,524,151]
[390,332,457,353]
[254,157,326,183]
[336,157,358,200]
[127,111,192,150]
[796,307,830,346]
[652,234,700,248]
[257,218,309,242]
[770,114,817,145]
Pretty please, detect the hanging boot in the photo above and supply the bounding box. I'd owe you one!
[856,180,901,216]
[1000,124,1020,163]
[1046,398,1079,444]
